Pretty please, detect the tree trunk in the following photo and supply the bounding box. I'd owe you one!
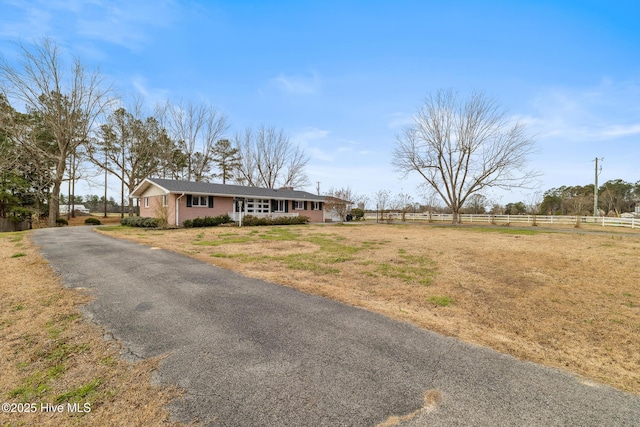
[48,157,67,227]
[452,209,461,224]
[48,180,61,227]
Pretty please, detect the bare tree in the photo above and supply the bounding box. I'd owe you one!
[393,89,539,224]
[324,187,355,223]
[420,187,440,222]
[393,192,413,221]
[373,189,391,223]
[233,125,309,188]
[233,127,259,186]
[525,191,542,225]
[163,99,229,182]
[0,38,112,226]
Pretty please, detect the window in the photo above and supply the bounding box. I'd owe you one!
[144,197,149,208]
[275,200,286,212]
[192,196,208,207]
[294,201,305,210]
[312,201,321,210]
[188,195,213,208]
[162,195,168,207]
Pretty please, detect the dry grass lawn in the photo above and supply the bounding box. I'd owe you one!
[99,222,640,394]
[0,231,186,426]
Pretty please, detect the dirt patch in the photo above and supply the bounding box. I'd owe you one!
[0,231,186,426]
[99,223,640,394]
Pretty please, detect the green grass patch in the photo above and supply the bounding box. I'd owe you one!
[429,295,454,307]
[195,236,255,246]
[11,252,26,258]
[10,233,24,242]
[463,227,540,235]
[218,232,240,237]
[45,313,81,339]
[55,378,103,403]
[280,255,340,274]
[375,252,436,286]
[210,253,249,259]
[10,332,93,402]
[9,371,52,401]
[260,227,301,241]
[40,293,63,307]
[98,225,129,231]
[304,234,362,256]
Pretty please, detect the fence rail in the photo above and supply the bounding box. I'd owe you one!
[363,213,638,229]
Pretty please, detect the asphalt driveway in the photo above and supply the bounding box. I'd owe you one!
[32,227,640,426]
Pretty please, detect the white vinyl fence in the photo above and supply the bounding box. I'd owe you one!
[364,213,639,229]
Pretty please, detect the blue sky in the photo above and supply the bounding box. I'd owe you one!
[1,0,639,206]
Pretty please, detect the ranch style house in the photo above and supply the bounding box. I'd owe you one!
[131,178,328,227]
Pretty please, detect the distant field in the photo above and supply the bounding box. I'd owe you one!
[100,222,640,394]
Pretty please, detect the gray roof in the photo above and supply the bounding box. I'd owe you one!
[132,178,325,201]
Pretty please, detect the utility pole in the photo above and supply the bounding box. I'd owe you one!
[593,157,603,217]
[316,181,321,195]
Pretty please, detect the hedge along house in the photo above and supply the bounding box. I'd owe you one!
[130,178,327,227]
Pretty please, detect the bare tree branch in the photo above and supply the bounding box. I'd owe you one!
[233,125,309,189]
[163,99,229,182]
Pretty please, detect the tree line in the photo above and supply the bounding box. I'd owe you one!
[354,179,639,221]
[0,38,310,226]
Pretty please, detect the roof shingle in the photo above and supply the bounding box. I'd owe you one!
[136,178,325,201]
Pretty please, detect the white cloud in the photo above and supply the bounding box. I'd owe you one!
[386,111,414,129]
[601,124,640,138]
[292,127,332,161]
[131,76,171,108]
[293,127,329,143]
[270,71,321,95]
[0,3,52,39]
[523,81,640,143]
[309,148,334,162]
[0,0,178,51]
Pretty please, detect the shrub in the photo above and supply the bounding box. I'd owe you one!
[84,217,102,225]
[182,214,233,228]
[351,208,365,220]
[120,217,159,228]
[240,215,309,226]
[56,218,68,226]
